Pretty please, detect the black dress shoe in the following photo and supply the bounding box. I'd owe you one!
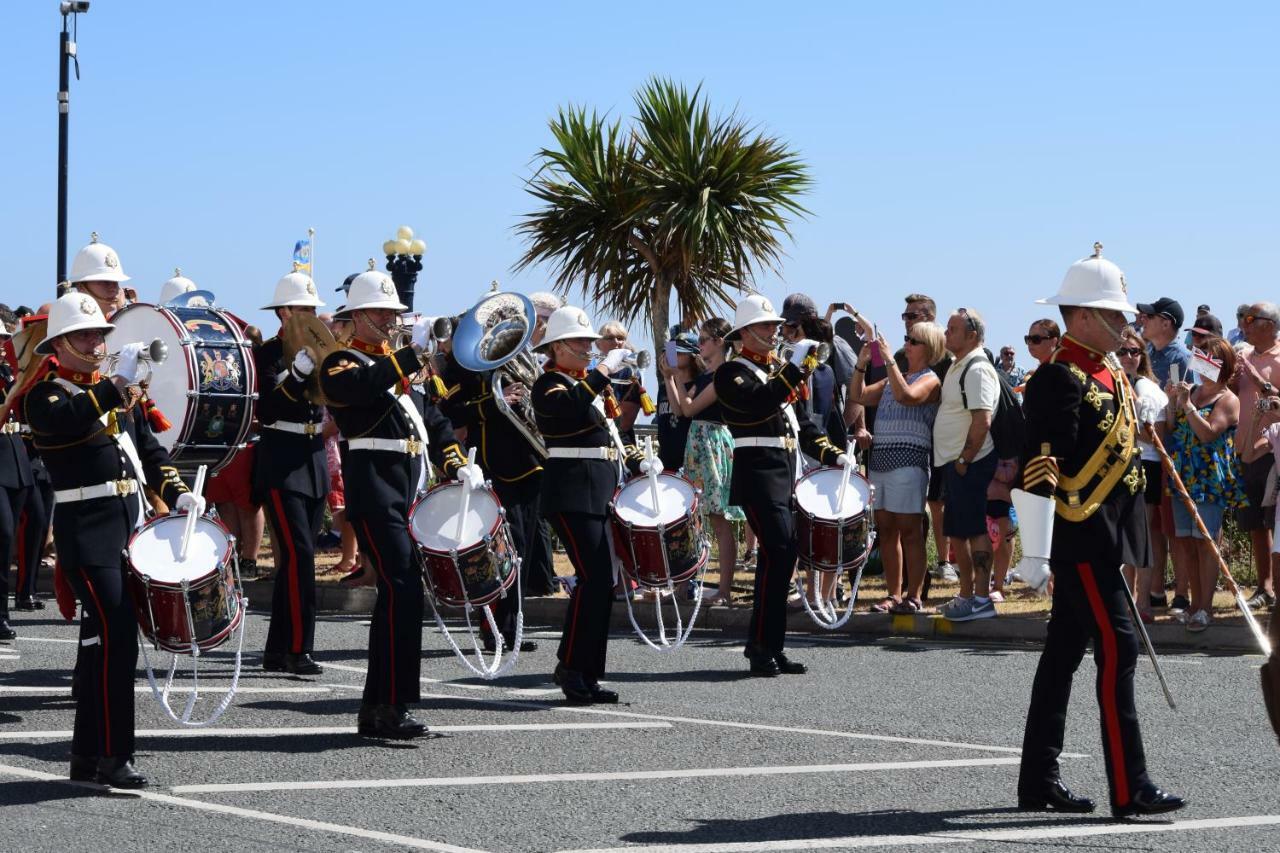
[747,654,780,677]
[1112,783,1186,819]
[554,664,595,704]
[261,652,286,672]
[586,682,619,704]
[358,704,427,739]
[0,620,15,641]
[95,756,147,788]
[14,597,44,611]
[69,754,96,782]
[1019,779,1096,813]
[509,637,537,653]
[284,653,323,675]
[773,653,807,675]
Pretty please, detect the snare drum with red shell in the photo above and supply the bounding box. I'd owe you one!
[610,472,709,588]
[410,481,517,608]
[127,514,243,653]
[794,466,873,572]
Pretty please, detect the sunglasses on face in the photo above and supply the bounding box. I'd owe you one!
[1116,347,1144,357]
[1246,314,1276,325]
[1024,334,1057,345]
[901,311,923,321]
[904,335,923,345]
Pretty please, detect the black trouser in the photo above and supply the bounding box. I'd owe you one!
[63,560,137,760]
[486,477,540,642]
[263,487,325,656]
[0,484,30,619]
[1019,558,1150,809]
[353,516,423,707]
[15,476,52,601]
[549,511,613,680]
[742,496,796,657]
[524,508,557,596]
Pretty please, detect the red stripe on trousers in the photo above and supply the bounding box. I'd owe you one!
[556,513,586,669]
[80,574,113,757]
[269,490,304,654]
[14,510,28,592]
[1077,561,1130,805]
[745,506,768,647]
[359,520,396,704]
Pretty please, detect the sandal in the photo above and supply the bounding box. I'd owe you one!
[889,597,922,615]
[870,597,896,613]
[708,596,732,608]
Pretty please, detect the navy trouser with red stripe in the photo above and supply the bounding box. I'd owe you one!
[63,561,137,760]
[549,511,613,680]
[0,484,28,619]
[1019,559,1150,809]
[484,476,541,643]
[352,517,423,706]
[263,488,325,656]
[742,497,796,657]
[14,477,52,601]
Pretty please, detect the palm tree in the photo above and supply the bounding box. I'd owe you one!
[515,77,811,351]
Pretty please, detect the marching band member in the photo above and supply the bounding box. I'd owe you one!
[532,306,643,704]
[715,294,846,677]
[26,292,198,788]
[158,268,199,305]
[319,268,472,739]
[1015,246,1184,818]
[254,272,329,675]
[0,335,33,639]
[66,233,131,318]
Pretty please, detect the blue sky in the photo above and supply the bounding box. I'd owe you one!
[4,2,1277,360]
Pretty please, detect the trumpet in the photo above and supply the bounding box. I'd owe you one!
[391,314,453,351]
[104,338,169,383]
[777,340,831,365]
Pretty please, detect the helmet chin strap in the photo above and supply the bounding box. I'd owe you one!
[1089,308,1126,349]
[357,311,391,341]
[746,327,778,352]
[66,339,107,367]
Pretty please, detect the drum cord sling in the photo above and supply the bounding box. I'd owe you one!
[611,524,709,653]
[796,441,871,630]
[427,549,525,680]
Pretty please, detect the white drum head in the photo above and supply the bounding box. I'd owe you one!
[412,484,500,551]
[615,474,695,527]
[107,304,188,454]
[795,467,871,519]
[128,516,230,583]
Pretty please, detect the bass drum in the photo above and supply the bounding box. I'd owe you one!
[108,302,256,474]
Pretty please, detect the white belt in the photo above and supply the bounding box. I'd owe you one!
[264,420,324,437]
[547,447,618,460]
[55,478,139,504]
[347,437,425,455]
[734,436,796,450]
[0,422,21,435]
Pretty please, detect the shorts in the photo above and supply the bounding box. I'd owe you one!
[869,466,928,515]
[1236,456,1275,531]
[1171,498,1225,540]
[926,463,946,502]
[985,499,1012,519]
[943,453,998,539]
[1141,459,1163,506]
[204,445,258,510]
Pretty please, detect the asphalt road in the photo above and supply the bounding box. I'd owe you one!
[0,605,1276,853]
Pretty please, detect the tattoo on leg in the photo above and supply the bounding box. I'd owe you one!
[973,550,993,573]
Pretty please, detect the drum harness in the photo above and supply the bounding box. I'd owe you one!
[52,377,247,727]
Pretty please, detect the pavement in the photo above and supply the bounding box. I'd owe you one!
[1,600,1277,853]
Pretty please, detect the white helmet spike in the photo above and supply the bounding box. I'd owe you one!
[536,306,599,351]
[1036,242,1137,314]
[262,271,324,310]
[160,267,199,304]
[335,264,406,316]
[726,293,785,341]
[68,231,131,284]
[36,292,116,355]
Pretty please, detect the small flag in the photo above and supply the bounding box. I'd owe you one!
[292,238,312,273]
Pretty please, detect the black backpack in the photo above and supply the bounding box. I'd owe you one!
[959,358,1026,460]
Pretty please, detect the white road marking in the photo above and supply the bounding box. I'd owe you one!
[169,756,1022,794]
[0,761,489,853]
[0,685,328,694]
[13,636,79,644]
[0,721,671,741]
[554,814,1280,852]
[322,660,493,691]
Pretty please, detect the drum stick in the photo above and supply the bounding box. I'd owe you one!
[836,440,854,515]
[455,447,478,541]
[179,464,208,561]
[644,436,661,516]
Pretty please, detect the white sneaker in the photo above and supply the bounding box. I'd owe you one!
[931,562,959,582]
[1186,609,1210,632]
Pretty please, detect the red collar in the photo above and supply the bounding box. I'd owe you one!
[1058,334,1107,363]
[55,364,100,385]
[1053,334,1115,391]
[739,348,776,368]
[545,360,588,380]
[350,337,391,356]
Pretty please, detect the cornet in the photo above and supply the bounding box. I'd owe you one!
[104,338,169,383]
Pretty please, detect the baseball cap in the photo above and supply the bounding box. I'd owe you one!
[781,293,818,325]
[1135,297,1184,329]
[1190,313,1223,337]
[672,331,700,355]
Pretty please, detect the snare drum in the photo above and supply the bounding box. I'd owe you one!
[410,481,517,608]
[127,514,243,654]
[610,473,708,588]
[108,301,256,474]
[794,467,873,572]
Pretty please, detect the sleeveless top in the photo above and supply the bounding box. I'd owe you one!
[868,368,938,473]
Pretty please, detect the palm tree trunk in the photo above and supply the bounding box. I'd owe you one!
[649,277,671,367]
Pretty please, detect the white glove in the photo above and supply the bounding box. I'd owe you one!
[639,457,659,476]
[789,339,819,367]
[112,342,147,384]
[835,454,851,468]
[601,348,632,373]
[459,463,485,491]
[1136,399,1162,425]
[174,492,206,517]
[411,315,434,351]
[291,348,315,379]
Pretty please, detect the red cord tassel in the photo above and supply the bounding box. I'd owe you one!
[143,396,173,432]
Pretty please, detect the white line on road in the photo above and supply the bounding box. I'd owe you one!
[554,814,1280,852]
[0,761,489,853]
[0,721,670,741]
[169,756,1022,794]
[0,685,329,695]
[14,636,83,644]
[321,660,494,691]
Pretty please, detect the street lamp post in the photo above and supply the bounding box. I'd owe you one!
[57,1,89,288]
[382,225,426,311]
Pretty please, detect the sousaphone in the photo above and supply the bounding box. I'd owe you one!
[282,312,341,405]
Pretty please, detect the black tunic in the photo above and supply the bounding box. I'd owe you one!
[251,335,328,500]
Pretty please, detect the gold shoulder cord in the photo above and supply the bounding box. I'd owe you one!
[1054,360,1139,522]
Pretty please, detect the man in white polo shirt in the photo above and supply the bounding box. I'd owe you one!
[933,307,1000,621]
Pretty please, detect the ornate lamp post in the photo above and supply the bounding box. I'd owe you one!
[382,225,426,311]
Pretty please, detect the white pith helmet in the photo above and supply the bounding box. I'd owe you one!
[262,271,324,310]
[726,293,785,341]
[334,262,406,316]
[1036,243,1138,314]
[159,268,198,304]
[35,292,115,355]
[536,306,599,351]
[68,232,130,284]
